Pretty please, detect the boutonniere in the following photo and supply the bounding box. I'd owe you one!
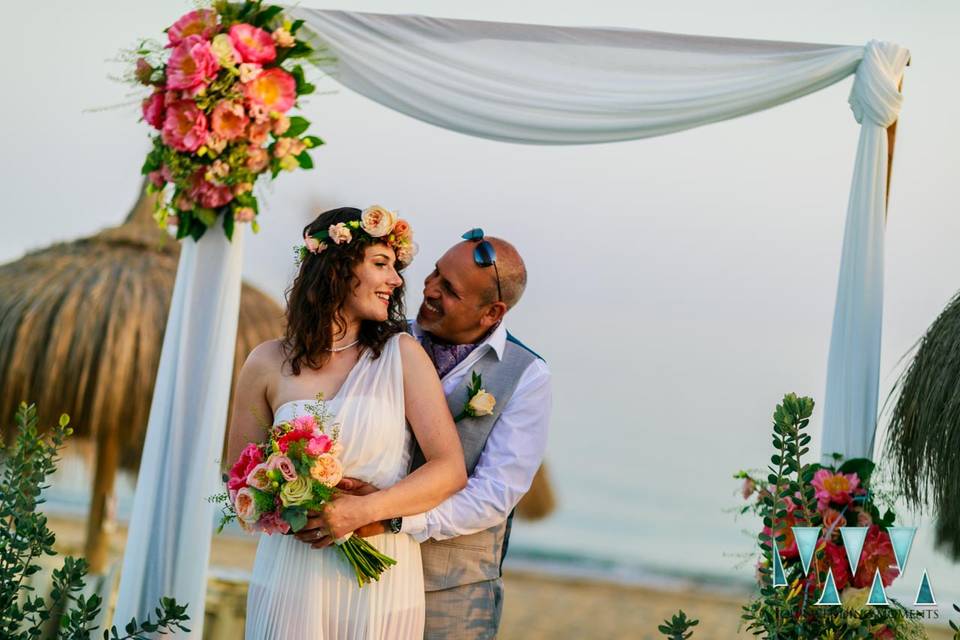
[454,372,496,422]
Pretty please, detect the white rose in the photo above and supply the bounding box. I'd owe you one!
[467,390,496,417]
[360,205,398,238]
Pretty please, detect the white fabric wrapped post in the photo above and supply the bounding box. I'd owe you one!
[821,41,910,462]
[114,228,245,637]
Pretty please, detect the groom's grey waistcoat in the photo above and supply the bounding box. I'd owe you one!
[410,333,540,592]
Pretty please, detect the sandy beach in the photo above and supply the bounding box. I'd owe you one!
[42,514,953,639]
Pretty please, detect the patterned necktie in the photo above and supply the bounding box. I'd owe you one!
[420,333,482,379]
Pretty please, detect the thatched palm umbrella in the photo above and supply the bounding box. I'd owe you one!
[0,183,285,570]
[886,291,960,560]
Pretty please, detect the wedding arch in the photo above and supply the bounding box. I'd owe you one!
[114,9,909,635]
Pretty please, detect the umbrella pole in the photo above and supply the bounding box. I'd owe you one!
[85,425,119,574]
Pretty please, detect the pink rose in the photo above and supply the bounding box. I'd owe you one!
[189,168,233,208]
[227,443,263,492]
[272,27,295,49]
[233,487,261,523]
[162,100,208,152]
[166,35,220,91]
[167,9,218,46]
[246,146,270,173]
[229,24,277,64]
[246,462,273,491]
[309,454,343,487]
[147,170,165,188]
[243,68,296,113]
[306,434,333,456]
[304,235,325,254]
[811,469,860,510]
[142,91,165,130]
[211,101,248,141]
[258,510,291,535]
[327,223,352,245]
[360,205,398,238]
[234,207,256,223]
[268,454,297,482]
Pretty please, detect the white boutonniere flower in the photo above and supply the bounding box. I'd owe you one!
[454,372,496,422]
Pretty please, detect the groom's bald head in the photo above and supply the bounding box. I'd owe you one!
[417,236,528,345]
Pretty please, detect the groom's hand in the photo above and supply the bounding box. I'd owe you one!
[337,477,379,496]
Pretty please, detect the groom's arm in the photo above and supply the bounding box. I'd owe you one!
[400,359,551,542]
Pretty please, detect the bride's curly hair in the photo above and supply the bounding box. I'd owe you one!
[282,207,407,375]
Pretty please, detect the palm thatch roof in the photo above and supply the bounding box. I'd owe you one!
[0,185,284,469]
[885,290,960,560]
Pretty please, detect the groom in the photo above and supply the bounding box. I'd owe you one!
[303,229,551,639]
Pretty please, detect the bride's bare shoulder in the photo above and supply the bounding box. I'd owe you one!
[243,338,287,374]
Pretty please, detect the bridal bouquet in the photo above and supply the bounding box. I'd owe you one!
[132,0,324,241]
[212,395,396,587]
[733,393,924,639]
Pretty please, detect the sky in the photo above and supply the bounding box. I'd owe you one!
[2,0,959,610]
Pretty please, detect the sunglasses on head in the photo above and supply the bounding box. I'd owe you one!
[461,228,502,303]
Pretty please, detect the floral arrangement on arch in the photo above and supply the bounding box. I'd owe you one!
[734,393,925,639]
[134,1,323,241]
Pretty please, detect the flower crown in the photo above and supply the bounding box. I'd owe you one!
[295,206,418,266]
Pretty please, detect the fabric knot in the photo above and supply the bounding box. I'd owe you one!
[849,40,911,128]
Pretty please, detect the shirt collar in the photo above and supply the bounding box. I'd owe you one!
[410,320,507,361]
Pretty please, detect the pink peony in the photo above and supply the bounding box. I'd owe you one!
[167,9,218,46]
[166,35,220,91]
[258,510,290,535]
[811,469,860,510]
[234,487,261,523]
[246,146,270,173]
[142,90,165,130]
[246,462,273,492]
[228,443,263,492]
[852,525,899,588]
[277,426,315,453]
[243,68,296,113]
[306,434,333,456]
[211,101,248,141]
[188,168,233,208]
[162,100,208,152]
[229,24,277,64]
[268,455,297,482]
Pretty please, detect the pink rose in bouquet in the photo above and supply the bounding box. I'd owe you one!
[228,442,263,492]
[189,169,234,208]
[229,24,277,64]
[162,101,208,152]
[167,9,218,46]
[811,469,859,510]
[211,101,248,141]
[166,35,220,91]
[268,454,297,481]
[142,91,165,130]
[244,68,296,113]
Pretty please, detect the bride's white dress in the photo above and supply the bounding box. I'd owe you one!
[245,335,425,639]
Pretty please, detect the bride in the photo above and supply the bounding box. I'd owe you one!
[226,206,467,639]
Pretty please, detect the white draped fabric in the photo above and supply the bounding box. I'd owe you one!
[114,228,244,632]
[115,9,908,635]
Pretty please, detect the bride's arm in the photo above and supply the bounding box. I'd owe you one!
[224,341,276,468]
[320,335,466,538]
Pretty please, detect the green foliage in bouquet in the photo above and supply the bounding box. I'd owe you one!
[736,394,925,639]
[0,402,190,639]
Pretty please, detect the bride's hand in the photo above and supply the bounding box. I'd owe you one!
[319,493,374,541]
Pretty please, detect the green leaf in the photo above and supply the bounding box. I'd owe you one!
[282,507,308,532]
[194,207,217,227]
[253,5,284,27]
[290,19,305,34]
[296,151,313,169]
[303,135,324,148]
[286,116,310,138]
[223,210,235,241]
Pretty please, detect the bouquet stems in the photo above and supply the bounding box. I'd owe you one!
[337,536,398,588]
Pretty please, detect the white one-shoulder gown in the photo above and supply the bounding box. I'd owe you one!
[245,335,425,639]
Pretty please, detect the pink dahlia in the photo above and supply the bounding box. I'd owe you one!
[227,443,263,492]
[161,100,208,152]
[229,24,276,64]
[142,90,165,130]
[811,469,860,510]
[243,67,296,113]
[211,101,248,141]
[166,35,220,91]
[852,525,899,588]
[189,169,233,208]
[167,9,218,46]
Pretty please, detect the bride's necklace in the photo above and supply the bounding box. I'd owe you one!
[325,339,360,353]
